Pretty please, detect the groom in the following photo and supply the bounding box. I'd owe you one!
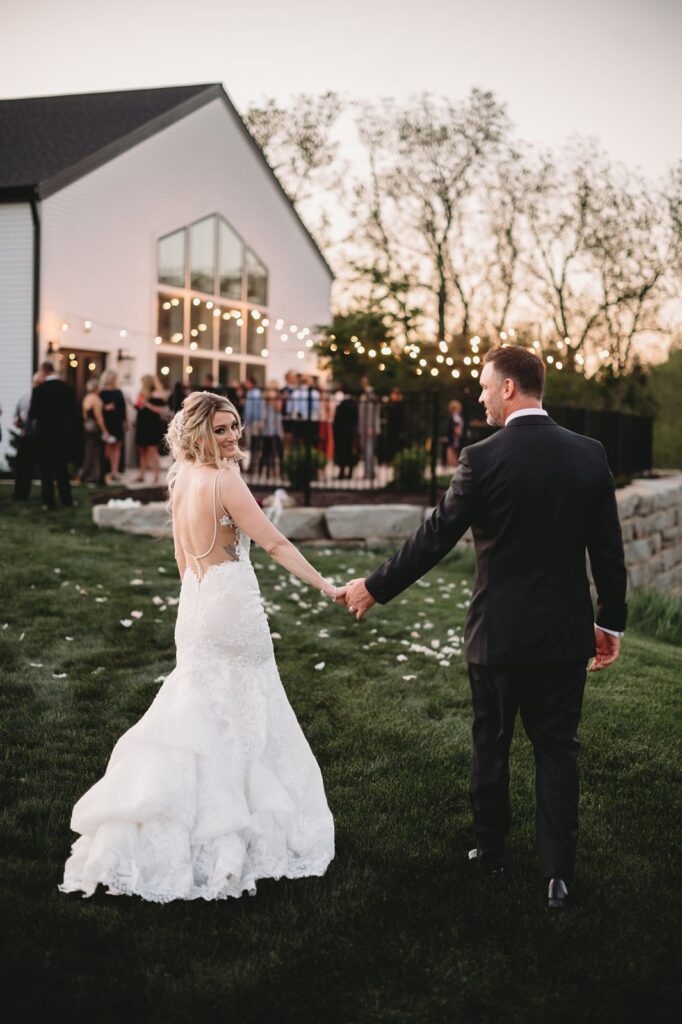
[342,347,627,910]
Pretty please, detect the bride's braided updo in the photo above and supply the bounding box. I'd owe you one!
[166,390,244,508]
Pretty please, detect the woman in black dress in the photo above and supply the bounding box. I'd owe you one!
[134,375,168,484]
[99,369,128,483]
[333,390,358,480]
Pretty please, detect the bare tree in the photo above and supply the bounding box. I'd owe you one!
[244,92,344,206]
[348,90,509,345]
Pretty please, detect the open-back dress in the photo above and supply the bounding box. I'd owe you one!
[60,466,334,901]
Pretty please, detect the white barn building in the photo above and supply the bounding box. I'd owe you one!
[0,84,333,467]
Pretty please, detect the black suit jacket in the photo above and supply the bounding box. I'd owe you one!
[365,415,627,665]
[29,379,76,439]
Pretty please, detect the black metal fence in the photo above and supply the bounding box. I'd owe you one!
[240,387,653,504]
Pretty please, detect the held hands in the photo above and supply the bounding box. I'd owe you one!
[589,627,621,672]
[339,578,376,621]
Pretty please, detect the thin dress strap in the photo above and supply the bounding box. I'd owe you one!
[183,468,224,577]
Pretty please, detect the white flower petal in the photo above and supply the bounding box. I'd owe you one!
[314,661,325,671]
[120,619,133,628]
[130,611,143,620]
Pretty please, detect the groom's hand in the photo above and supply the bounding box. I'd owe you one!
[344,578,376,621]
[590,627,621,671]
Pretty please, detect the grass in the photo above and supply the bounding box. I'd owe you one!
[627,588,682,646]
[0,487,680,1023]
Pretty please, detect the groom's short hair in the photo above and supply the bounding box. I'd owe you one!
[484,347,545,398]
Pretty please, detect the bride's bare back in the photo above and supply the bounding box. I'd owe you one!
[171,462,335,600]
[172,465,242,579]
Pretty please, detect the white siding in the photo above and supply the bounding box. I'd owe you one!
[41,97,331,390]
[0,203,34,470]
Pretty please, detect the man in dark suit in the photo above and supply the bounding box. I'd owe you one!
[341,347,627,910]
[29,361,76,510]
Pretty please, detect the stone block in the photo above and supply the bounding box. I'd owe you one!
[325,503,423,541]
[662,527,682,545]
[277,507,327,541]
[625,538,653,563]
[661,546,682,572]
[627,563,652,590]
[616,491,638,519]
[631,490,655,515]
[620,520,635,542]
[92,501,172,537]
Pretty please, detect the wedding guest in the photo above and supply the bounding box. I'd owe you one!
[81,379,108,485]
[134,375,168,485]
[385,387,407,463]
[243,376,265,462]
[445,399,464,468]
[280,370,298,453]
[13,370,45,500]
[99,369,127,483]
[333,389,358,480]
[29,360,76,510]
[358,376,380,480]
[259,380,284,478]
[169,380,188,414]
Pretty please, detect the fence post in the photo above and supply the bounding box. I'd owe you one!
[304,386,312,507]
[430,390,439,507]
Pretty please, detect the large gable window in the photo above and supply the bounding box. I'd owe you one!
[157,214,269,385]
[189,216,216,294]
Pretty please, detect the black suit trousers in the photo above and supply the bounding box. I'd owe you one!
[37,434,73,509]
[467,660,588,880]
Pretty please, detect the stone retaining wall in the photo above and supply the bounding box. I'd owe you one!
[92,476,682,595]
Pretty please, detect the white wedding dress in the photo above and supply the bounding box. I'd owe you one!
[60,468,334,902]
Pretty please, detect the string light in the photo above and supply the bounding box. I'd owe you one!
[451,369,460,378]
[471,369,479,379]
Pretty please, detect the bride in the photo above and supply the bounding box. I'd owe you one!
[60,391,337,902]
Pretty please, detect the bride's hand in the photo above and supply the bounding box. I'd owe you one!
[334,585,348,605]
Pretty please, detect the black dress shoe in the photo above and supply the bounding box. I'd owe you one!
[467,848,508,888]
[547,878,569,911]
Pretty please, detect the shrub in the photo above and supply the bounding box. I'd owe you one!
[391,445,427,491]
[283,445,326,490]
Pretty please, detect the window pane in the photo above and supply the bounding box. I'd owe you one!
[219,219,244,300]
[219,313,242,354]
[157,294,184,344]
[247,314,267,356]
[157,354,185,388]
[186,356,214,389]
[246,250,268,305]
[189,297,215,350]
[246,362,266,388]
[218,360,241,390]
[189,217,216,293]
[158,229,185,286]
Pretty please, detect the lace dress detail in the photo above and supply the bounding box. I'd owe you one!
[59,466,334,902]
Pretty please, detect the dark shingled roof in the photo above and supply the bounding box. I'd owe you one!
[0,83,333,277]
[0,84,219,194]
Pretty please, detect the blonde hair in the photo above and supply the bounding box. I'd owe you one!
[100,368,118,389]
[166,390,244,507]
[140,374,155,398]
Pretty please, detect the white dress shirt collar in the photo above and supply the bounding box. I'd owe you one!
[505,408,548,426]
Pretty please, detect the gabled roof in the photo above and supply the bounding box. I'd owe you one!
[0,83,333,278]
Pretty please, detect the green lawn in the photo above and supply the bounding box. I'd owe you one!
[1,489,680,1023]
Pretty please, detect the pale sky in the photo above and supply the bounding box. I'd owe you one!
[2,0,680,180]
